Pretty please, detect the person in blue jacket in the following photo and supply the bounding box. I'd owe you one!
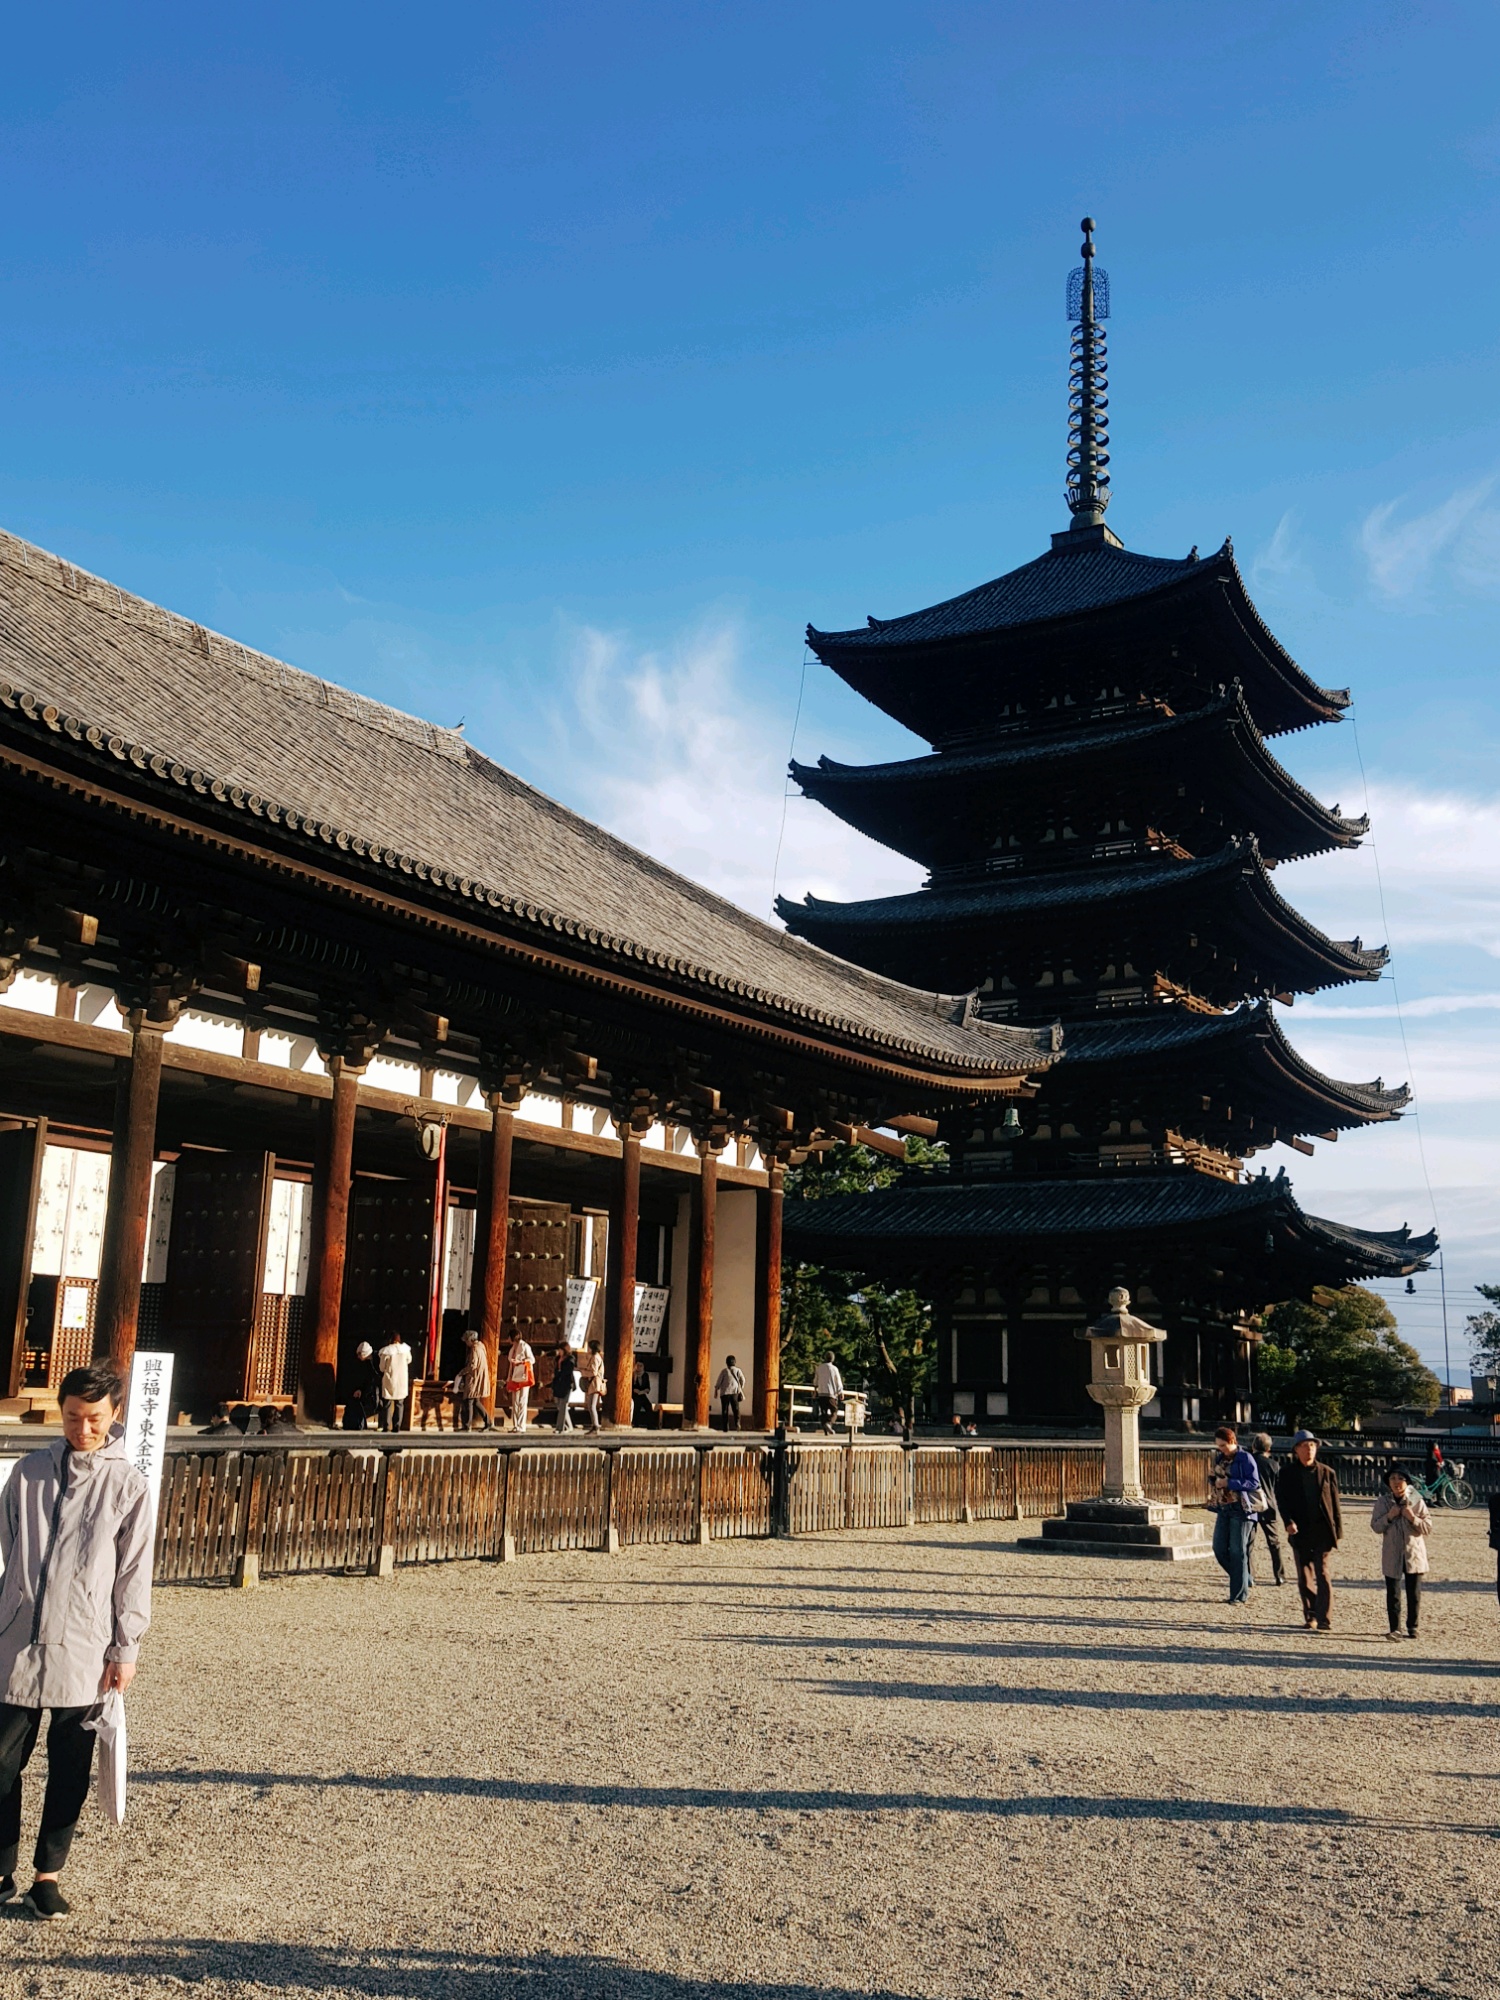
[1207,1424,1264,1606]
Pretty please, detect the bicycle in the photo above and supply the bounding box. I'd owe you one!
[1411,1462,1475,1510]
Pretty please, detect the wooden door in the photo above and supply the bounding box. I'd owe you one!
[340,1180,437,1382]
[503,1198,570,1403]
[0,1122,47,1400]
[161,1150,274,1409]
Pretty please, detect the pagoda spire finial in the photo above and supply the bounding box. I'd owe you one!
[1064,216,1112,532]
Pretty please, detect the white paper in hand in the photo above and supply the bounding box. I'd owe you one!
[84,1690,128,1826]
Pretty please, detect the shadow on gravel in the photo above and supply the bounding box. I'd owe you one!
[804,1677,1500,1720]
[127,1771,1499,1836]
[1,1940,921,1999]
[735,1632,1500,1679]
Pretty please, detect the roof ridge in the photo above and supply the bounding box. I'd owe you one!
[0,525,469,765]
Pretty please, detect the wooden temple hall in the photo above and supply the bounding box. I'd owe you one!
[0,524,1051,1429]
[777,221,1435,1427]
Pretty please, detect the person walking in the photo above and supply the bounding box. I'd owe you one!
[377,1334,414,1432]
[812,1353,844,1434]
[0,1363,152,1920]
[1206,1425,1262,1607]
[1251,1432,1287,1586]
[506,1334,536,1432]
[1489,1492,1500,1613]
[714,1355,746,1431]
[1371,1467,1431,1641]
[449,1330,492,1431]
[583,1343,607,1433]
[342,1341,380,1431]
[552,1344,578,1432]
[1276,1428,1344,1632]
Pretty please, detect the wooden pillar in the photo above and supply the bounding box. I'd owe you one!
[684,1147,717,1430]
[469,1100,514,1415]
[753,1162,784,1432]
[94,1019,167,1378]
[606,1130,641,1427]
[299,1057,362,1424]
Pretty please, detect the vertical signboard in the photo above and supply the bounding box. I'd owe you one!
[124,1349,175,1526]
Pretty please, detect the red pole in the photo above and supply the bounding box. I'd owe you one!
[424,1121,448,1380]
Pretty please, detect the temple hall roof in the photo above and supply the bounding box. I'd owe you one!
[0,527,1050,1081]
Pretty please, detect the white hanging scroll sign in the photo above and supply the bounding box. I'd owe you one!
[124,1350,175,1527]
[632,1284,670,1355]
[564,1276,599,1349]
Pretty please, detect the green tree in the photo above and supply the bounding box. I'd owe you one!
[1466,1284,1500,1375]
[780,1137,943,1429]
[1255,1284,1441,1429]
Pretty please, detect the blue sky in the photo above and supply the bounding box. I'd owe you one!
[2,3,1497,1381]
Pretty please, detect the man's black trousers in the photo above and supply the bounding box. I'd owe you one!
[0,1702,95,1876]
[1386,1573,1422,1634]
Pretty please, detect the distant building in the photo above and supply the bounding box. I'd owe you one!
[780,222,1434,1429]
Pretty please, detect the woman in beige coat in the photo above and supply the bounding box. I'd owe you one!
[1371,1467,1431,1641]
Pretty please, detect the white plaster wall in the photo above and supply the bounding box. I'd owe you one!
[711,1187,757,1391]
[5,970,58,1016]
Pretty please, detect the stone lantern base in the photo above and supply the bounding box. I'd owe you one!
[1018,1497,1211,1562]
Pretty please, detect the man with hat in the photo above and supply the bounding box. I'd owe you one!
[1275,1429,1343,1631]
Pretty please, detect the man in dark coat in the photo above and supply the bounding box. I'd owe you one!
[1275,1428,1343,1631]
[1252,1432,1286,1586]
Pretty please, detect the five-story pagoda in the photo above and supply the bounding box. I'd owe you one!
[779,221,1434,1428]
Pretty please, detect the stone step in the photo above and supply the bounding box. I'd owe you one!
[1016,1532,1213,1562]
[1041,1517,1209,1547]
[1062,1499,1181,1527]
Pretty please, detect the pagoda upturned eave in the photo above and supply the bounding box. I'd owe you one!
[781,1169,1436,1286]
[776,839,1388,1001]
[807,539,1349,745]
[1052,1002,1410,1136]
[791,685,1367,870]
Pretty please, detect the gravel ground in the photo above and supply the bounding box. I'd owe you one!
[4,1509,1499,2000]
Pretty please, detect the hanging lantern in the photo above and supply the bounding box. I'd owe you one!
[1405,1277,1416,1295]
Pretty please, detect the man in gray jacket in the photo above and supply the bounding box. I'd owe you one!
[0,1362,153,1920]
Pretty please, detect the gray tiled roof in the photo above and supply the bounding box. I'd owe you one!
[783,1170,1436,1274]
[1056,1005,1409,1116]
[780,841,1388,979]
[0,527,1049,1078]
[809,538,1201,649]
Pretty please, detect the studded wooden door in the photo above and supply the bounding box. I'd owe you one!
[502,1197,570,1403]
[161,1150,274,1409]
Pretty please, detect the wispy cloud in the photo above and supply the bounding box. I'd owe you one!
[1251,509,1317,596]
[553,616,920,918]
[1292,991,1500,1020]
[1359,475,1500,598]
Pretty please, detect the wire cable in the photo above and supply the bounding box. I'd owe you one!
[1349,706,1452,1385]
[770,647,809,919]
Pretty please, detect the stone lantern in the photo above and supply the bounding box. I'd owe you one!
[1084,1286,1163,1502]
[1018,1287,1211,1562]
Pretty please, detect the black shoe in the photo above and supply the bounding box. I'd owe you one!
[0,1876,15,1904]
[21,1880,69,1920]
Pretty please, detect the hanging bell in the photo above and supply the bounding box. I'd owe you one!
[1405,1277,1416,1295]
[1001,1106,1023,1139]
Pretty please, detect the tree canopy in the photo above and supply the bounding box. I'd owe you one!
[780,1136,943,1430]
[1466,1284,1500,1375]
[1256,1284,1441,1429]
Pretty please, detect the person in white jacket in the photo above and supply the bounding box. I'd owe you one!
[812,1354,844,1434]
[713,1356,746,1431]
[0,1362,152,1921]
[1371,1467,1431,1641]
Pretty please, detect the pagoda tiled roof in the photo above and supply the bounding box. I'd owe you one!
[0,527,1052,1082]
[782,1169,1437,1279]
[777,840,1387,996]
[792,686,1367,868]
[810,538,1202,647]
[1054,1002,1409,1127]
[807,539,1349,743]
